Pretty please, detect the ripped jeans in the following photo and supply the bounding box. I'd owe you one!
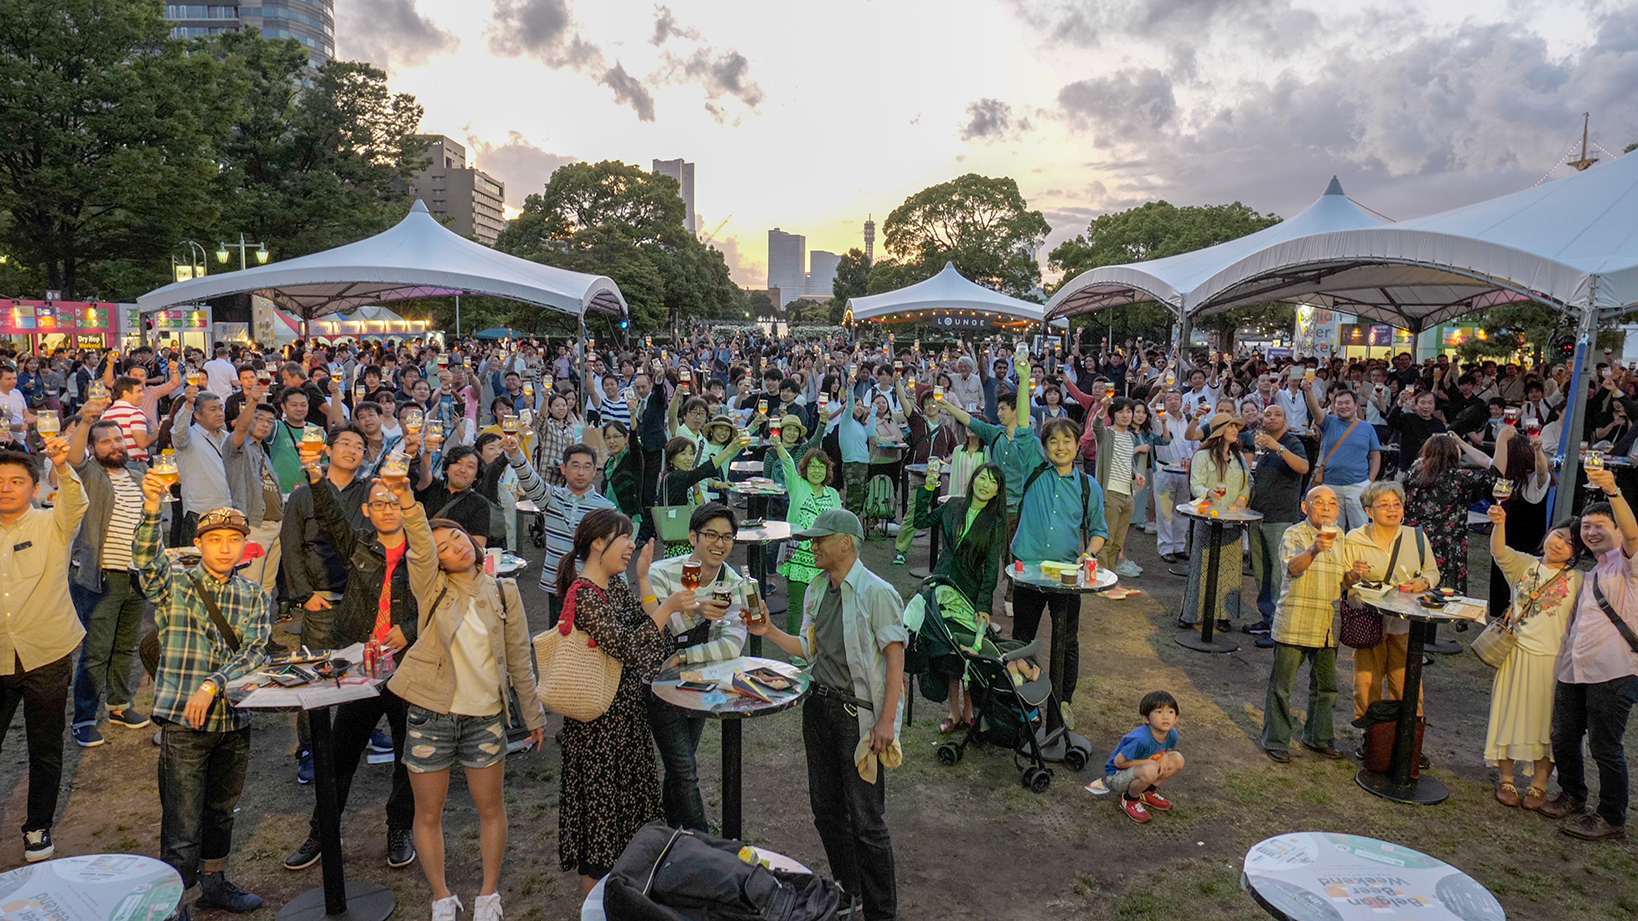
[402,705,507,773]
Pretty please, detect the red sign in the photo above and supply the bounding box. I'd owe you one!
[0,299,115,336]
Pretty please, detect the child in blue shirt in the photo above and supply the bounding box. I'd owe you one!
[1104,690,1185,824]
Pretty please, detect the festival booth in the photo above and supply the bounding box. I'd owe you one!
[1187,151,1638,522]
[137,199,627,338]
[0,299,122,352]
[846,262,1064,333]
[1043,177,1387,328]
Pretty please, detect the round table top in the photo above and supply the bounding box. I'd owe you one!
[0,854,183,921]
[1176,501,1263,523]
[1357,588,1486,624]
[726,480,786,497]
[651,656,810,720]
[735,520,793,543]
[1157,464,1187,476]
[1005,563,1118,594]
[728,460,765,474]
[1242,832,1504,921]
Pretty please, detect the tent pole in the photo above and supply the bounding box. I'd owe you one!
[456,295,461,338]
[1551,286,1599,525]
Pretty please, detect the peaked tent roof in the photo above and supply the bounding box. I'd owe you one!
[1043,177,1387,322]
[1191,152,1638,329]
[137,200,627,322]
[847,262,1064,327]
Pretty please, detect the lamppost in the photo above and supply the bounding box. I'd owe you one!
[216,233,270,272]
[171,240,209,283]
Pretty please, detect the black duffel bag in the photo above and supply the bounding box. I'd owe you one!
[603,821,847,921]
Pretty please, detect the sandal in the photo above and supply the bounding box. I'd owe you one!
[1522,786,1548,811]
[1496,780,1520,807]
[939,717,965,734]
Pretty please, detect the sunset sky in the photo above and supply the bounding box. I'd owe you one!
[336,0,1638,288]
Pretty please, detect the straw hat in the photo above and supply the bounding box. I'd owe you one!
[776,413,808,439]
[1203,412,1245,441]
[703,414,738,441]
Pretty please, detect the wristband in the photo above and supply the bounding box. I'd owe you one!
[642,594,657,605]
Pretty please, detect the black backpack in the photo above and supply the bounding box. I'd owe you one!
[603,821,848,921]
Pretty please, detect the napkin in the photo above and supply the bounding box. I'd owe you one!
[853,736,903,783]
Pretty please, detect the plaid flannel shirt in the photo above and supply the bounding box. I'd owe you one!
[133,510,272,732]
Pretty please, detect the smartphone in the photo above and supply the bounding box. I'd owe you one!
[676,680,717,693]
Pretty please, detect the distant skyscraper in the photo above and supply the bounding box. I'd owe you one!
[863,216,876,262]
[410,135,507,246]
[807,250,840,298]
[163,1,335,67]
[768,229,806,310]
[652,158,696,233]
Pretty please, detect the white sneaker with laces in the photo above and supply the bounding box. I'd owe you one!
[473,893,502,921]
[432,894,463,921]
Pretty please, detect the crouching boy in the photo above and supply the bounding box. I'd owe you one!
[1105,690,1185,824]
[134,477,272,921]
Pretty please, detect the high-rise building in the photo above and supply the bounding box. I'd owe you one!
[768,229,806,311]
[163,2,336,67]
[652,158,696,234]
[410,135,507,246]
[863,216,876,261]
[807,250,840,298]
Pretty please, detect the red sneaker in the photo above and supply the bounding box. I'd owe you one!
[1140,789,1173,811]
[1120,797,1152,823]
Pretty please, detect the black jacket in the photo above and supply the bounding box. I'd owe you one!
[280,474,374,604]
[635,389,670,453]
[311,476,420,649]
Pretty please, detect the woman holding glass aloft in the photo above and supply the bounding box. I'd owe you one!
[1402,432,1505,597]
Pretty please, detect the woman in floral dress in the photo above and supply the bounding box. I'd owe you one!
[555,508,699,892]
[1403,433,1503,594]
[1483,503,1580,811]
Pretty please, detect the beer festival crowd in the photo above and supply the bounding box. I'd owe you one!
[2,325,1638,921]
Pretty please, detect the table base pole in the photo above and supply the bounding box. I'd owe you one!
[1426,625,1463,655]
[276,882,396,921]
[1174,629,1240,653]
[721,720,743,842]
[1354,769,1449,805]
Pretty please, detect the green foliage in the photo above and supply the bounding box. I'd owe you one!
[1455,302,1574,362]
[495,160,736,332]
[0,0,238,299]
[832,248,870,301]
[873,174,1049,296]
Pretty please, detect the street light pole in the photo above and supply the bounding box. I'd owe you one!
[217,233,269,272]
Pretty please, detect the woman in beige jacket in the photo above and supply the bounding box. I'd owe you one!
[385,476,545,921]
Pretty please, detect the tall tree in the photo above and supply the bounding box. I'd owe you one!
[874,174,1049,297]
[0,0,235,299]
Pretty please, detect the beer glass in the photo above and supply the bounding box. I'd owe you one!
[152,451,179,486]
[35,410,60,438]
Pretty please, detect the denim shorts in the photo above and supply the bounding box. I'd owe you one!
[403,705,507,772]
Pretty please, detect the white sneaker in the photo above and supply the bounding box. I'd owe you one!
[473,893,502,921]
[432,894,463,921]
[1115,560,1142,577]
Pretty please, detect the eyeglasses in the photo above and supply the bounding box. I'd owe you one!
[695,530,735,544]
[368,499,399,510]
[1371,501,1403,511]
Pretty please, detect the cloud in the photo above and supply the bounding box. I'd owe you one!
[1057,68,1177,140]
[959,98,1032,141]
[709,232,764,288]
[485,0,602,69]
[650,5,699,45]
[600,63,656,122]
[334,0,459,70]
[464,131,578,208]
[653,48,766,121]
[1009,0,1320,52]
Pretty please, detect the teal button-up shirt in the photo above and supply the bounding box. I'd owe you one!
[965,417,1043,512]
[1010,463,1108,563]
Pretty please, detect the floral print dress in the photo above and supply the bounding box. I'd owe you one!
[1404,465,1496,595]
[556,577,670,875]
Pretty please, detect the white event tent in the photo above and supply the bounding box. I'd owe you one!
[847,262,1065,331]
[138,200,627,336]
[1044,177,1386,326]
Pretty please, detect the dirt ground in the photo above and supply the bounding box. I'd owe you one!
[1,515,1635,920]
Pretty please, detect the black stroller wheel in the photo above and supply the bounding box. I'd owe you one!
[1063,748,1088,772]
[936,742,962,766]
[1021,765,1051,793]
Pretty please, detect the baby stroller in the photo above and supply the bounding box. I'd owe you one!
[907,576,1095,793]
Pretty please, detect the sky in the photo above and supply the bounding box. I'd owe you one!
[335,0,1638,289]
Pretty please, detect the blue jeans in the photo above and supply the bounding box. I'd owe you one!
[1248,521,1294,622]
[647,694,708,832]
[1552,676,1638,826]
[70,572,146,728]
[158,723,250,889]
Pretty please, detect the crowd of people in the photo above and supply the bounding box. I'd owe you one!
[0,326,1635,921]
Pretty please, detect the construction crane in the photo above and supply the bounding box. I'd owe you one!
[700,215,732,245]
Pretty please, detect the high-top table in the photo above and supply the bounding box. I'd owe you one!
[1174,502,1262,653]
[1242,831,1504,920]
[1004,563,1118,704]
[0,854,182,921]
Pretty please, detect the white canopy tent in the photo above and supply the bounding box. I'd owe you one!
[1043,177,1387,324]
[847,262,1065,331]
[137,200,627,336]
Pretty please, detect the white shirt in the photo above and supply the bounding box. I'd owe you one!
[448,599,502,717]
[204,357,238,396]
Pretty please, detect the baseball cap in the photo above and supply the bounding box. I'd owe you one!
[793,508,864,542]
[195,507,249,537]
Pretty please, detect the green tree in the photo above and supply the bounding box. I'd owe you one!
[495,160,736,332]
[876,174,1049,296]
[746,289,774,319]
[0,0,236,299]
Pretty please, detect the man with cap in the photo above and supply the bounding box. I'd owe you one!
[746,508,905,921]
[133,489,271,920]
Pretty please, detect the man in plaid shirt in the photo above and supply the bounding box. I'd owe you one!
[1260,486,1346,764]
[134,476,270,920]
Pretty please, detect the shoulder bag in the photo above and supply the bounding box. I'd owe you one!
[140,571,245,678]
[651,476,697,544]
[1340,529,1413,649]
[1310,417,1361,487]
[1471,564,1571,668]
[532,579,623,722]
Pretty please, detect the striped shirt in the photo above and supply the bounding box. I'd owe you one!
[512,457,615,595]
[649,555,748,664]
[1272,521,1344,648]
[101,400,150,461]
[102,468,145,571]
[597,395,631,427]
[1108,429,1135,496]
